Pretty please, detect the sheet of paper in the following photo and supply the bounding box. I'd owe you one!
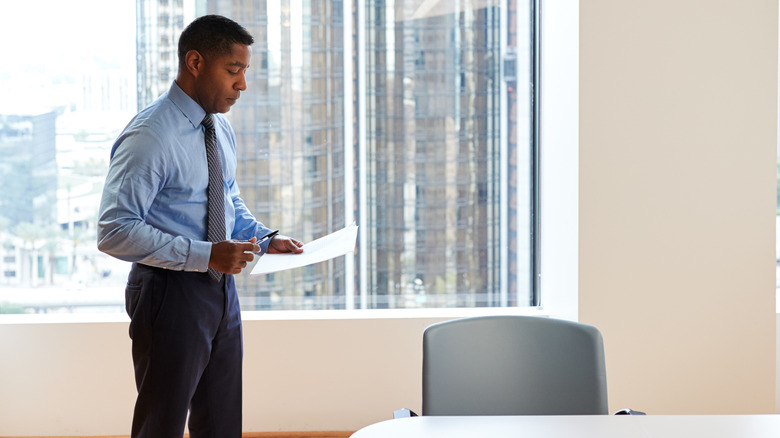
[250,223,358,275]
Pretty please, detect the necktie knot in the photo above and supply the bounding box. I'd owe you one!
[202,113,214,130]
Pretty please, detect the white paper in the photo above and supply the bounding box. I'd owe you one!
[250,223,358,275]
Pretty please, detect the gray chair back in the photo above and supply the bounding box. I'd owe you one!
[422,315,608,416]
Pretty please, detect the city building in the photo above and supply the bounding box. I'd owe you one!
[136,0,195,109]
[131,0,534,310]
[364,2,517,308]
[0,111,58,286]
[204,0,351,310]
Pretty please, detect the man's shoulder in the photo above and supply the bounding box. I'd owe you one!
[110,97,184,159]
[128,96,184,135]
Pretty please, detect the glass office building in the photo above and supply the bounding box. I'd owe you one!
[134,0,534,310]
[136,0,191,110]
[362,1,534,308]
[0,111,58,287]
[365,2,503,308]
[207,0,350,310]
[0,112,58,228]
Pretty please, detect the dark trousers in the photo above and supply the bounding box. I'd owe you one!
[125,263,243,438]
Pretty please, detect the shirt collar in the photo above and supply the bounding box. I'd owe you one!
[168,81,207,129]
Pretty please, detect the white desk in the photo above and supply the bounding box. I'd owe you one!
[350,415,780,438]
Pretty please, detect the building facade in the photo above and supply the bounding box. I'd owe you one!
[0,112,58,286]
[136,0,192,108]
[364,1,510,308]
[133,0,533,310]
[206,0,350,309]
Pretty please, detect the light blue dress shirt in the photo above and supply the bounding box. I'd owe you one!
[97,81,271,272]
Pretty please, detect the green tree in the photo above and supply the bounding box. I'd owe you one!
[0,302,25,314]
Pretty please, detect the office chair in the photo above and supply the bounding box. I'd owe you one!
[420,315,609,416]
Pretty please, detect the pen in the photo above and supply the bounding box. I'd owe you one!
[253,229,279,254]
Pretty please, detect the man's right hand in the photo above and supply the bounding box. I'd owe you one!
[208,237,260,274]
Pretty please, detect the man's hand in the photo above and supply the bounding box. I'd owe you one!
[209,237,261,274]
[267,235,304,254]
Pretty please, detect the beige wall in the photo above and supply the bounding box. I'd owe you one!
[0,313,474,435]
[0,0,778,435]
[0,320,134,436]
[579,0,777,414]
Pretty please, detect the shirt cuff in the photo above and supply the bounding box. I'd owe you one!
[259,237,273,254]
[187,240,213,273]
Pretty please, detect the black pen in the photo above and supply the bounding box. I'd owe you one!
[253,229,279,254]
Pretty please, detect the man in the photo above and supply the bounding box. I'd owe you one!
[97,15,303,438]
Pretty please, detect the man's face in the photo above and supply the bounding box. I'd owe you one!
[194,43,251,114]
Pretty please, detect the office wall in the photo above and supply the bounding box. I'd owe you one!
[0,320,133,436]
[0,314,467,436]
[0,1,778,436]
[579,0,777,414]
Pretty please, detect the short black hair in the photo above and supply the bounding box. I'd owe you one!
[178,15,254,71]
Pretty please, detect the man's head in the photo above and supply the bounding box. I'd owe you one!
[177,15,254,114]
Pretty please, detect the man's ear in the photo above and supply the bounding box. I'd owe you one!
[184,50,205,77]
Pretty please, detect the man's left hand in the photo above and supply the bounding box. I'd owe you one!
[267,235,304,254]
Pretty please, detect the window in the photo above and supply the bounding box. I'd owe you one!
[0,0,536,314]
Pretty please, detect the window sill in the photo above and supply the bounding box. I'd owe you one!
[0,306,547,325]
[242,306,548,321]
[0,312,130,325]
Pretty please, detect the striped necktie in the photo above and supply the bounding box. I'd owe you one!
[202,114,225,282]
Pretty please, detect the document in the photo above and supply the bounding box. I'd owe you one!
[250,223,359,275]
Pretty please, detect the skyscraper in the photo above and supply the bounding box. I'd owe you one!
[136,0,192,109]
[0,111,58,286]
[132,0,533,310]
[208,0,349,309]
[0,112,58,227]
[364,0,536,308]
